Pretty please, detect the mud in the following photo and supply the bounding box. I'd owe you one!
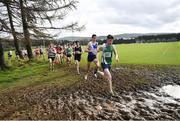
[0,65,179,120]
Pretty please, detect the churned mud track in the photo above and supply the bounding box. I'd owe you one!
[0,65,180,120]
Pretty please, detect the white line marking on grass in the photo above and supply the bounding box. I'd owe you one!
[162,45,171,56]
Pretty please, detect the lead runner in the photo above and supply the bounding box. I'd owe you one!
[97,35,119,95]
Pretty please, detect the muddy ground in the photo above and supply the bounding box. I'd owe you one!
[0,65,180,120]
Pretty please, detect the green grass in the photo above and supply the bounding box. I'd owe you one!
[117,42,180,65]
[0,61,48,89]
[80,42,180,65]
[0,42,179,91]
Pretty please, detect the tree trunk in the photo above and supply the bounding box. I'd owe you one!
[19,0,33,59]
[0,41,7,70]
[5,0,23,59]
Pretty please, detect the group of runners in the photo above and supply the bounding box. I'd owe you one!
[48,34,119,95]
[7,34,119,95]
[47,41,82,74]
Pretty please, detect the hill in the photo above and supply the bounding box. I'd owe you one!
[58,33,173,41]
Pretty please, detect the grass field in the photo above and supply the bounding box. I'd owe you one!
[117,42,180,65]
[0,42,179,91]
[81,42,180,65]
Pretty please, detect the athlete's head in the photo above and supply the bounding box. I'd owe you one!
[75,41,80,46]
[67,43,71,48]
[107,35,114,45]
[49,43,54,48]
[91,34,97,42]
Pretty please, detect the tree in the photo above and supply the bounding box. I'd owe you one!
[0,41,6,70]
[19,0,33,59]
[0,26,7,70]
[0,37,7,70]
[4,0,23,59]
[0,0,24,58]
[24,0,84,38]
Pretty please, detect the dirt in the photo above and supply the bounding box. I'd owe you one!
[0,65,180,120]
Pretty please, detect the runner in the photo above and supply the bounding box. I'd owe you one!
[84,34,100,80]
[73,41,83,74]
[63,44,67,63]
[8,50,12,60]
[39,46,45,61]
[59,45,64,63]
[22,48,28,59]
[34,46,40,59]
[55,45,62,64]
[97,35,119,95]
[48,43,57,71]
[15,50,20,60]
[66,44,73,65]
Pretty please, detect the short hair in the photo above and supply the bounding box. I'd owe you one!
[92,34,96,38]
[75,41,79,44]
[107,35,114,39]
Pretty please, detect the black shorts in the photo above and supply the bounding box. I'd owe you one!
[74,55,81,62]
[48,57,55,61]
[8,55,12,58]
[101,63,111,71]
[67,54,72,58]
[88,54,96,62]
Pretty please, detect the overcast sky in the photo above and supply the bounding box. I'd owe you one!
[53,0,180,37]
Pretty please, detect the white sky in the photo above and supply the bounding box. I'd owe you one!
[57,0,180,37]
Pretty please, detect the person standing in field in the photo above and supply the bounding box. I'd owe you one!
[73,41,83,75]
[66,44,73,65]
[8,50,13,60]
[39,46,45,61]
[84,34,100,80]
[97,35,119,95]
[48,43,57,71]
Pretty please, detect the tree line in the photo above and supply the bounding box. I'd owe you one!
[58,33,180,45]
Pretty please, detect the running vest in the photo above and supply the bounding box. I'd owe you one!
[48,48,56,57]
[101,44,115,65]
[67,48,72,55]
[88,41,98,55]
[75,46,82,55]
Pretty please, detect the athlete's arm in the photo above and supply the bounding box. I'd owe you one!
[73,47,75,55]
[53,48,57,54]
[80,47,83,54]
[98,46,103,52]
[113,45,119,62]
[85,42,91,52]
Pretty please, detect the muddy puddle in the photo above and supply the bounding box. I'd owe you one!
[160,85,180,99]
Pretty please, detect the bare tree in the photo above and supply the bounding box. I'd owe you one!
[0,24,7,70]
[0,40,7,70]
[19,0,33,59]
[25,0,85,38]
[0,0,24,59]
[4,0,23,59]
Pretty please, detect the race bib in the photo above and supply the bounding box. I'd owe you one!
[104,52,111,57]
